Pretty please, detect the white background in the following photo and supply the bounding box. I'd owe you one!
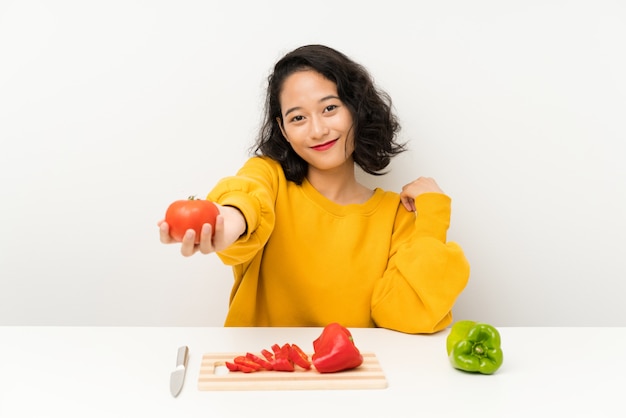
[1,0,625,327]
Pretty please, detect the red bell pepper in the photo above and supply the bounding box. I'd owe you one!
[311,322,363,373]
[233,355,262,372]
[271,343,295,372]
[224,361,240,372]
[261,349,274,363]
[225,360,256,373]
[245,352,274,370]
[289,343,312,370]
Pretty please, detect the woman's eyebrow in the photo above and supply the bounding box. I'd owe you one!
[284,106,301,117]
[284,95,340,117]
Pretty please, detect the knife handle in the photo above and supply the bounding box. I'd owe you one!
[176,346,189,368]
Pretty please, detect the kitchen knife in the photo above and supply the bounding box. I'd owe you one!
[170,345,189,397]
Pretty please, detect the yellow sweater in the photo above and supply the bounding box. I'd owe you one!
[207,157,470,334]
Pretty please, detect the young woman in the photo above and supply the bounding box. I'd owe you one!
[159,44,470,334]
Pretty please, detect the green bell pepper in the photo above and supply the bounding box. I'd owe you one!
[446,320,503,375]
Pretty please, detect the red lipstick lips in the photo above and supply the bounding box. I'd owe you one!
[311,139,338,151]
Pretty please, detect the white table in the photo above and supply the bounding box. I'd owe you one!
[0,326,623,417]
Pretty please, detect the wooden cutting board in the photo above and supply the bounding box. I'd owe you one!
[198,352,387,391]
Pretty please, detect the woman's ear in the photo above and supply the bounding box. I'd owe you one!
[276,117,289,142]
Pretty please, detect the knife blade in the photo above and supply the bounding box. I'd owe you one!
[170,345,189,397]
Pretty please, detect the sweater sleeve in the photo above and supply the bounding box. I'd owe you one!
[370,193,470,334]
[206,157,278,266]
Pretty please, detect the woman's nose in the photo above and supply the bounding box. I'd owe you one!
[309,116,329,139]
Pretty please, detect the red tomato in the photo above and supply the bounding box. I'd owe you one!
[165,196,219,244]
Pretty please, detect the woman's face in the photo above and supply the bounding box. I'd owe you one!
[278,70,355,174]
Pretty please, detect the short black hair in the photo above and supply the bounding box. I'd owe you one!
[251,44,406,184]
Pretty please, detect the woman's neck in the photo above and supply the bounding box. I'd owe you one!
[306,164,373,205]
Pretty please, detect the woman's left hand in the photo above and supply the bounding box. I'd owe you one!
[400,177,444,212]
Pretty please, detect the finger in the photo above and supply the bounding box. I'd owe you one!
[198,223,214,254]
[159,222,173,243]
[400,196,416,212]
[208,215,227,252]
[214,215,225,237]
[180,229,198,257]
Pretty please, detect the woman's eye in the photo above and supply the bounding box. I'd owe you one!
[324,104,338,112]
[290,115,304,122]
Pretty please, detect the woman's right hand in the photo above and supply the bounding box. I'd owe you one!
[158,204,247,257]
[399,176,445,212]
